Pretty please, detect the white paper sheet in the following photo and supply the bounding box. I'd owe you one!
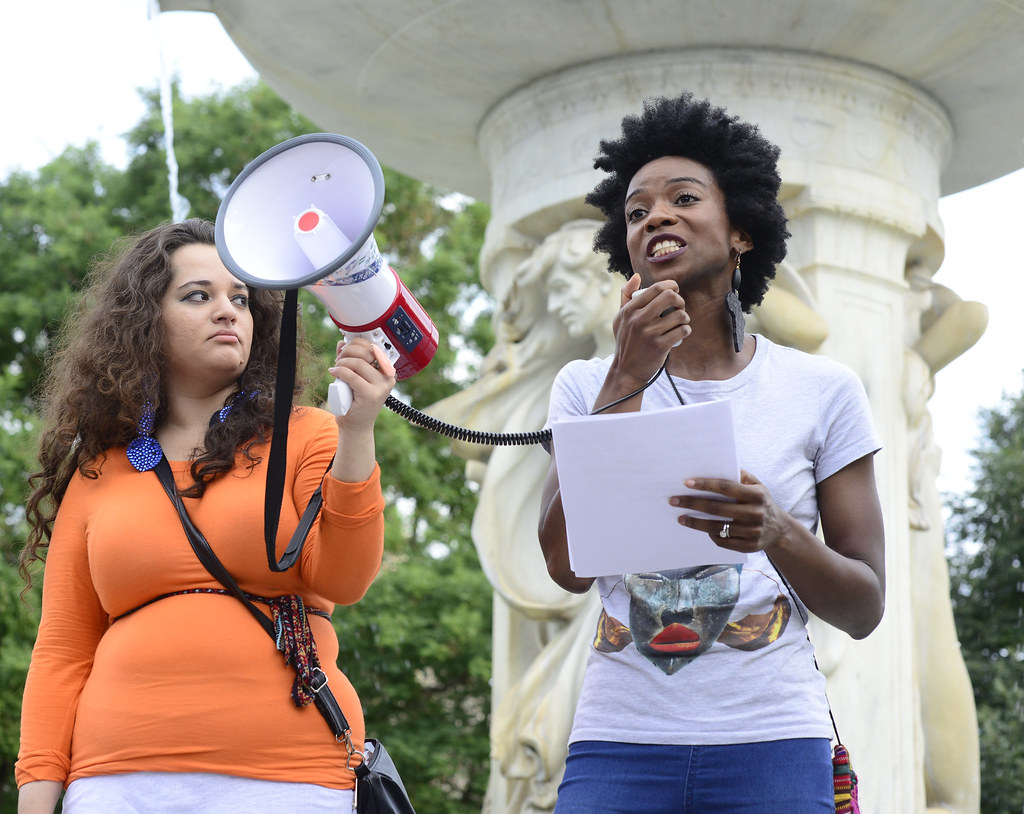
[550,400,745,577]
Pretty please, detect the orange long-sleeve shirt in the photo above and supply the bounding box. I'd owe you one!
[17,407,384,791]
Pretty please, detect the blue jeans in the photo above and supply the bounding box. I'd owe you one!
[555,738,834,813]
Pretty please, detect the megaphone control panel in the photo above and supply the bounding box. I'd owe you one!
[386,307,424,353]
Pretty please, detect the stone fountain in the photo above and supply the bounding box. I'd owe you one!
[163,2,1024,810]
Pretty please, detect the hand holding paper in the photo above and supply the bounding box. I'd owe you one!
[550,399,745,577]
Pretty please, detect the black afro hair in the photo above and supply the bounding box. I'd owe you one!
[585,92,790,311]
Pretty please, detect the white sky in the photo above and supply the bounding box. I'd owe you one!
[2,1,1022,497]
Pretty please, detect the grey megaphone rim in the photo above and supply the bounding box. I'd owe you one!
[215,132,386,289]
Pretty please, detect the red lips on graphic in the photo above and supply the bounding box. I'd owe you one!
[649,623,700,653]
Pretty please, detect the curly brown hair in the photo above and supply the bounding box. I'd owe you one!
[20,218,308,582]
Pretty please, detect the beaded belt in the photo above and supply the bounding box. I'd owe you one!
[113,588,331,624]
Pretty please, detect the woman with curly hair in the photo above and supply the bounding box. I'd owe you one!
[17,218,395,813]
[539,93,885,811]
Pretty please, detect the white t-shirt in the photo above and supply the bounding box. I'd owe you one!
[546,335,881,746]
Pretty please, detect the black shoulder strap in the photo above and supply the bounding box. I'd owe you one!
[263,287,321,572]
[764,551,844,746]
[154,457,274,637]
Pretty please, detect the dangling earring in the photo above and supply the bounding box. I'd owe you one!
[211,388,259,425]
[215,389,245,424]
[725,252,746,353]
[126,400,163,471]
[215,399,236,424]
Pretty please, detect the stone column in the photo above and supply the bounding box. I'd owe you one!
[475,48,958,814]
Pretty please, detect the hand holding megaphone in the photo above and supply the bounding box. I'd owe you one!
[329,338,397,417]
[215,134,438,416]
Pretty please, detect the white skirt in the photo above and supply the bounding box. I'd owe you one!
[63,772,355,813]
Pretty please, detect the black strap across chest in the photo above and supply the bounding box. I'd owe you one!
[153,457,355,745]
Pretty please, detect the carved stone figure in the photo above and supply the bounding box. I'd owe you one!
[903,259,985,814]
[747,260,828,352]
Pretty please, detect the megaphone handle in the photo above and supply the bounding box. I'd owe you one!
[327,378,353,416]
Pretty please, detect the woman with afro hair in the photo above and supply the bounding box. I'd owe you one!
[539,92,885,812]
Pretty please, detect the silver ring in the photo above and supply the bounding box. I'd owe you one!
[371,359,381,370]
[719,523,731,539]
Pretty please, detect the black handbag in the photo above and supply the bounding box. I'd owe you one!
[355,738,416,814]
[154,457,416,813]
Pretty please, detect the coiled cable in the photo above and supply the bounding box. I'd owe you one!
[384,360,669,446]
[384,395,553,446]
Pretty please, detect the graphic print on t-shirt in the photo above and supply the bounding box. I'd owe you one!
[593,565,791,675]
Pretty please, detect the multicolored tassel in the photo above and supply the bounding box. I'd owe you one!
[270,594,322,708]
[832,743,860,813]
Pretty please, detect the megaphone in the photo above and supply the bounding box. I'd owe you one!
[215,133,438,415]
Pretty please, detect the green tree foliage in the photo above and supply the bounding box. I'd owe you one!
[0,79,494,813]
[946,384,1024,813]
[0,145,123,405]
[0,572,38,806]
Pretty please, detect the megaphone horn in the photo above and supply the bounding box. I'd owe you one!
[215,133,438,415]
